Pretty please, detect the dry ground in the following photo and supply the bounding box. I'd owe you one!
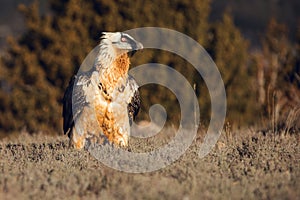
[0,129,299,200]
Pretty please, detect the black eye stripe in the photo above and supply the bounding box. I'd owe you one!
[121,33,134,41]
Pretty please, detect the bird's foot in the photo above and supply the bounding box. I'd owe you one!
[70,137,86,150]
[112,134,128,147]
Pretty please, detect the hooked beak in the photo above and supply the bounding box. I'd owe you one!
[135,42,143,50]
[129,39,143,51]
[128,41,143,57]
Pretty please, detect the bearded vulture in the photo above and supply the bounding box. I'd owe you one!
[62,32,143,149]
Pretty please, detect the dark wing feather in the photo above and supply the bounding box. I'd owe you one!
[127,75,140,125]
[62,74,89,137]
[62,76,75,136]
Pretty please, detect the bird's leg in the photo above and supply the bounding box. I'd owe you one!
[112,127,129,147]
[69,129,86,150]
[95,104,129,147]
[103,116,129,147]
[84,134,98,149]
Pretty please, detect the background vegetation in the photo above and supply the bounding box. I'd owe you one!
[0,0,299,135]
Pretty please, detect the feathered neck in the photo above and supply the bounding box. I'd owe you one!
[95,37,130,74]
[94,38,116,71]
[95,53,130,94]
[92,38,131,93]
[111,54,130,75]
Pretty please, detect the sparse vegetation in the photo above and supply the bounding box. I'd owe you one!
[0,129,299,199]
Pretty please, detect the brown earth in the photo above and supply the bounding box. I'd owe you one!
[0,129,299,200]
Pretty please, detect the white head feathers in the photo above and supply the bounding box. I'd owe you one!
[95,32,143,70]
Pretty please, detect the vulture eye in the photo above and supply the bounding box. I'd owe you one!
[121,37,127,42]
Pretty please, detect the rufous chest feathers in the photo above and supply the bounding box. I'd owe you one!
[101,54,130,94]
